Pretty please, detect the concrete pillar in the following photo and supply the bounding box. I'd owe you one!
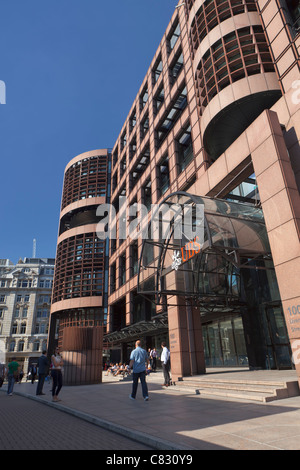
[250,109,300,383]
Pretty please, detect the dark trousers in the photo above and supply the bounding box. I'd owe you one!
[51,369,63,397]
[162,362,170,385]
[131,371,148,398]
[152,357,157,370]
[36,374,46,395]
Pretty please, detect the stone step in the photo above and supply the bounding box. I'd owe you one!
[169,377,300,403]
[181,377,288,387]
[175,381,280,394]
[169,385,277,402]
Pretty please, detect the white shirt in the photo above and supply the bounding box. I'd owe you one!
[161,347,170,365]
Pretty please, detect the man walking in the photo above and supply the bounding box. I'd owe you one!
[36,350,49,396]
[129,340,149,401]
[7,357,20,396]
[161,342,171,387]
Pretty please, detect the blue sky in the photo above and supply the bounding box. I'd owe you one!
[0,1,176,263]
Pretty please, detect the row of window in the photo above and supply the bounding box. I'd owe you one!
[0,307,50,319]
[9,321,49,336]
[0,276,53,289]
[6,340,47,353]
[112,18,183,173]
[61,155,108,210]
[112,118,193,208]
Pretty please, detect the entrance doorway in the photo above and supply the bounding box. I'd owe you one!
[263,305,293,370]
[203,316,248,367]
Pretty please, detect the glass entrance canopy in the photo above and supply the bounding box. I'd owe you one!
[137,191,272,312]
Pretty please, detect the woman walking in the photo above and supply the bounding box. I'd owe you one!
[51,347,63,402]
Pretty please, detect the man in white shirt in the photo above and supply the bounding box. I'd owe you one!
[160,342,171,386]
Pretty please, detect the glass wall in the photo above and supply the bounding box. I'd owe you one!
[203,316,248,367]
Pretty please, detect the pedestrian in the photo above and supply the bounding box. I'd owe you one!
[148,348,152,369]
[6,357,20,396]
[129,340,149,401]
[150,348,157,371]
[160,342,171,387]
[51,347,63,402]
[36,350,49,396]
[18,369,24,384]
[0,363,6,388]
[29,364,37,384]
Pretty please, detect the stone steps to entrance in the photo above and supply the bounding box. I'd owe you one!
[170,376,300,403]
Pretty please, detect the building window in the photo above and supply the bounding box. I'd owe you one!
[0,309,3,319]
[130,242,139,277]
[20,322,27,335]
[24,294,30,302]
[119,254,126,287]
[12,323,17,335]
[18,341,24,352]
[142,179,152,212]
[16,295,22,302]
[1,280,5,287]
[156,85,188,149]
[140,112,149,140]
[121,130,127,150]
[170,49,184,85]
[130,135,137,160]
[283,1,300,35]
[110,262,116,294]
[113,147,118,168]
[130,145,150,190]
[9,341,15,352]
[0,295,5,303]
[157,155,170,196]
[176,124,194,173]
[154,85,165,114]
[168,20,181,51]
[14,309,20,318]
[120,154,126,179]
[33,341,40,352]
[140,84,148,110]
[22,308,28,318]
[130,109,136,132]
[153,55,163,84]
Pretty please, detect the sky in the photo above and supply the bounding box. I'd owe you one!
[0,0,177,264]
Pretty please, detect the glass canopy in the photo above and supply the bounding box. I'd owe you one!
[137,191,272,312]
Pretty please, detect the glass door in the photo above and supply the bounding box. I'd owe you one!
[265,306,293,370]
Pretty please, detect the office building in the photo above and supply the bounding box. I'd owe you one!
[51,0,300,385]
[0,257,55,375]
[49,150,110,384]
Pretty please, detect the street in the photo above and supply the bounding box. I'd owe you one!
[0,392,152,451]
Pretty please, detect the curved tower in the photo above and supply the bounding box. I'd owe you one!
[49,149,110,385]
[185,0,282,160]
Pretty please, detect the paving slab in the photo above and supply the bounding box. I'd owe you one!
[1,368,300,450]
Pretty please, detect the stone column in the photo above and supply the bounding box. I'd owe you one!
[168,295,205,381]
[250,109,300,383]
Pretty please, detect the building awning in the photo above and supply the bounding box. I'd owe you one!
[137,191,272,312]
[104,313,168,345]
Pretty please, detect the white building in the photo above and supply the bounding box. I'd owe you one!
[0,257,55,375]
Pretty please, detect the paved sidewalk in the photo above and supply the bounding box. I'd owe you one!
[2,369,300,450]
